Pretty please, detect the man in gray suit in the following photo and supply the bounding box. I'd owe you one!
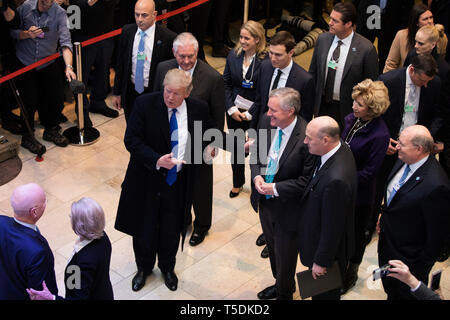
[250,87,313,300]
[309,2,378,129]
[154,32,226,246]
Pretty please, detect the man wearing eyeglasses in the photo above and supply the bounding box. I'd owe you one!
[0,183,58,300]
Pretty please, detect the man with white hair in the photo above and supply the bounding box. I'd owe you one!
[0,183,58,300]
[378,125,450,300]
[154,32,226,247]
[115,69,214,292]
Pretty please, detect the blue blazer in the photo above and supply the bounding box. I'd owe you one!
[249,59,315,128]
[0,216,58,300]
[223,50,267,111]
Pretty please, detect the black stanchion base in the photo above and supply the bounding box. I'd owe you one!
[63,126,100,146]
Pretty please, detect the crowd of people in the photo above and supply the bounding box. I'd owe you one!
[0,0,449,301]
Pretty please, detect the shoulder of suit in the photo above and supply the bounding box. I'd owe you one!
[352,32,376,49]
[186,96,209,111]
[197,59,221,77]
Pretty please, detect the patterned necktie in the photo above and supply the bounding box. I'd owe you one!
[387,165,411,206]
[264,129,283,199]
[166,109,178,186]
[324,40,343,104]
[271,69,283,91]
[312,157,322,178]
[135,31,146,94]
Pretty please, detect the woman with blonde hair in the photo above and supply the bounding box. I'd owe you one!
[340,79,391,294]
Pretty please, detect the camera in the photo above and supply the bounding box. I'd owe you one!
[373,264,391,281]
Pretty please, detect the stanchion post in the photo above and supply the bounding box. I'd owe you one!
[244,0,249,23]
[74,42,84,135]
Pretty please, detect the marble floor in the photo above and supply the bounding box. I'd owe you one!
[0,29,449,302]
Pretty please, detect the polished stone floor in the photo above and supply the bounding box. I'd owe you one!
[0,25,448,301]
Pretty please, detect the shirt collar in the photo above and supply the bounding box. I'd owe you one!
[408,155,429,174]
[14,218,38,232]
[278,116,297,137]
[406,65,416,88]
[73,237,93,254]
[334,31,354,46]
[137,22,155,38]
[168,99,187,116]
[321,142,341,167]
[179,60,198,78]
[277,59,293,76]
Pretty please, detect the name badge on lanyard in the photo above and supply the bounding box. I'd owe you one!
[328,60,337,70]
[137,51,146,61]
[242,80,254,88]
[404,104,415,113]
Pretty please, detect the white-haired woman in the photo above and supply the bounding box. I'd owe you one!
[27,197,113,300]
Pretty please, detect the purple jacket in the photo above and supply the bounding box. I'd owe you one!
[342,113,390,205]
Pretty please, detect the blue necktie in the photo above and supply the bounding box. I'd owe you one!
[380,0,387,10]
[264,129,283,199]
[387,164,411,206]
[166,109,178,186]
[135,31,146,94]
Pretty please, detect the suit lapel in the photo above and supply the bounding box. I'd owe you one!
[150,25,163,77]
[341,34,358,82]
[158,94,171,149]
[278,117,301,169]
[320,34,334,76]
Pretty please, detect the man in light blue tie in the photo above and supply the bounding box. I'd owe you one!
[378,125,450,300]
[250,87,314,300]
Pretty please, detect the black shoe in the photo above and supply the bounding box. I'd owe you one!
[229,186,243,198]
[162,270,178,291]
[257,285,277,300]
[132,269,149,292]
[256,233,266,246]
[90,102,119,118]
[21,135,46,156]
[211,45,231,58]
[43,127,69,147]
[260,245,269,258]
[340,263,359,295]
[189,231,206,246]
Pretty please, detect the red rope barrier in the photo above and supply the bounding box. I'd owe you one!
[0,0,210,84]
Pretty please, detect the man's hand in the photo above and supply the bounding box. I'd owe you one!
[23,26,43,39]
[65,66,76,82]
[253,175,265,193]
[112,95,122,110]
[244,138,254,154]
[157,153,185,170]
[26,281,54,300]
[259,182,275,196]
[312,263,327,280]
[204,145,218,162]
[231,109,246,122]
[386,138,398,155]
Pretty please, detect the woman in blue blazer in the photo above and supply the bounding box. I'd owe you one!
[340,79,391,294]
[27,197,113,300]
[223,20,267,198]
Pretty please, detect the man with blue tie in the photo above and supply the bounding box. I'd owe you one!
[112,0,176,122]
[377,125,450,300]
[115,69,213,292]
[0,183,58,300]
[250,87,313,300]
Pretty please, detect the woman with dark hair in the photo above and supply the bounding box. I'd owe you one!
[340,79,391,294]
[384,3,448,73]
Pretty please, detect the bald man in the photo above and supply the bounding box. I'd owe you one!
[112,0,176,122]
[378,125,450,300]
[297,116,357,300]
[0,183,58,300]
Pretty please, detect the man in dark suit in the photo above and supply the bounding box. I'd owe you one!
[114,69,212,292]
[309,2,378,129]
[0,183,58,300]
[112,0,176,122]
[249,31,315,129]
[298,116,357,300]
[250,87,313,300]
[370,54,443,239]
[154,32,226,247]
[378,125,450,300]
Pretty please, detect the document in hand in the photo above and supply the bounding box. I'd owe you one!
[296,261,342,299]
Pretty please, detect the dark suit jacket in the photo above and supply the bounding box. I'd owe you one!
[249,59,314,128]
[153,58,226,131]
[378,68,443,140]
[250,115,313,231]
[63,232,113,300]
[0,216,58,300]
[379,157,450,279]
[342,114,390,205]
[297,143,357,270]
[309,32,379,125]
[223,50,267,112]
[114,92,212,241]
[113,23,176,109]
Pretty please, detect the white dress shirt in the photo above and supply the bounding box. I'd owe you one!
[399,65,421,135]
[386,156,429,202]
[269,59,293,94]
[320,142,342,170]
[324,32,354,101]
[131,24,156,88]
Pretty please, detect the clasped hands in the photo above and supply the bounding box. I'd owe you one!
[253,175,274,196]
[157,153,185,170]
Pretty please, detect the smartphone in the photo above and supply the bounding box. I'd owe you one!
[40,26,49,32]
[373,264,391,281]
[430,270,442,291]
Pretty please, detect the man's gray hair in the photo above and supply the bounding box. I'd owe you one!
[411,132,434,154]
[268,87,301,114]
[70,197,105,241]
[173,32,199,53]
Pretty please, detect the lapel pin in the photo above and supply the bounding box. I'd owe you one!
[416,176,420,181]
[352,47,356,52]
